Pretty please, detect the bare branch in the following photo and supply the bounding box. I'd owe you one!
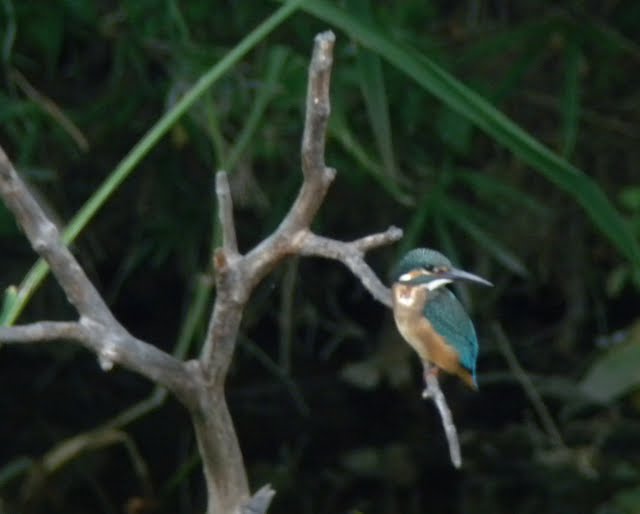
[201,31,342,375]
[0,321,84,343]
[216,171,239,256]
[0,320,193,405]
[0,147,193,402]
[195,31,402,513]
[241,484,276,514]
[352,227,404,252]
[21,428,151,506]
[238,34,338,290]
[422,363,462,468]
[493,323,566,449]
[191,387,251,514]
[301,31,335,178]
[0,146,113,326]
[298,228,403,307]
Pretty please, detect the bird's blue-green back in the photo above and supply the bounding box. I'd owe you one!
[424,288,479,385]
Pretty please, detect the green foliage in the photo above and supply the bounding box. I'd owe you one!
[301,0,640,267]
[0,286,17,326]
[580,322,640,404]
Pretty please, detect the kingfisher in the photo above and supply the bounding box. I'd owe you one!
[391,248,492,391]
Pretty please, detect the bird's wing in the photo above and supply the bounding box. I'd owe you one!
[424,289,479,375]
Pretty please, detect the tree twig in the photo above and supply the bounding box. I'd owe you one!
[0,146,193,403]
[422,363,462,468]
[493,323,566,449]
[10,68,89,152]
[0,321,84,343]
[216,171,239,256]
[193,30,403,513]
[298,229,402,307]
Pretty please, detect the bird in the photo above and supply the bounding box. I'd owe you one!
[390,248,492,390]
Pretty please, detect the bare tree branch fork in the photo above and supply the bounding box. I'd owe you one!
[0,31,456,513]
[0,31,403,513]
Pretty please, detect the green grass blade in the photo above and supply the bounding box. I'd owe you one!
[453,17,558,67]
[203,95,228,169]
[223,46,289,171]
[330,109,412,205]
[492,36,549,102]
[433,212,460,266]
[356,47,397,178]
[0,286,17,326]
[397,189,435,257]
[561,36,581,159]
[580,326,640,404]
[299,0,640,266]
[347,0,398,179]
[3,1,302,326]
[454,169,551,217]
[441,199,529,276]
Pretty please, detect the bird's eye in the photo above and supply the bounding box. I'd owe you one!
[422,265,434,272]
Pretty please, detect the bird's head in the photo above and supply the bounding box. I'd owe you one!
[392,248,492,291]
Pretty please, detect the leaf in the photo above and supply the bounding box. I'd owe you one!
[330,109,413,205]
[453,17,559,67]
[223,46,289,171]
[561,35,581,158]
[612,485,640,514]
[396,189,432,255]
[0,286,18,326]
[436,107,473,154]
[440,199,529,276]
[341,360,381,390]
[619,186,640,212]
[347,0,398,179]
[454,168,551,217]
[297,0,640,267]
[580,321,640,404]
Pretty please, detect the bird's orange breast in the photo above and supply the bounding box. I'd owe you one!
[391,283,475,388]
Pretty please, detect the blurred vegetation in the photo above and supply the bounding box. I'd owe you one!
[1,1,640,513]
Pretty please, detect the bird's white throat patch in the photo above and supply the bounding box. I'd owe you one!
[394,283,432,308]
[397,290,417,306]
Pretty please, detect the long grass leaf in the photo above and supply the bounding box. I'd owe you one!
[441,200,529,276]
[454,169,551,217]
[299,0,640,266]
[330,110,412,205]
[223,46,289,171]
[347,0,398,179]
[356,49,397,177]
[561,36,581,159]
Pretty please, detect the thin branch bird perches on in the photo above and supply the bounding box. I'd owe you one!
[0,31,461,513]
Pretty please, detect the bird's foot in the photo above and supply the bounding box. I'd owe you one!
[422,364,439,399]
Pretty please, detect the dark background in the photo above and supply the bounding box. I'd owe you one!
[1,1,640,513]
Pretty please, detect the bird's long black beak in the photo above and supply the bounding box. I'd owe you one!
[440,268,493,287]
